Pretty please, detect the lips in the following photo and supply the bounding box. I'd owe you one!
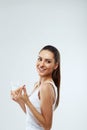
[38,67,46,73]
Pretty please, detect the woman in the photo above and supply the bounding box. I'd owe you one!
[11,45,61,130]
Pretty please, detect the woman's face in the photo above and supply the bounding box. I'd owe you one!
[36,50,58,77]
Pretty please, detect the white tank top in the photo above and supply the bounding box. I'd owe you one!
[26,81,58,130]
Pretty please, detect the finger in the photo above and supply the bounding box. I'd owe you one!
[11,93,16,100]
[22,85,26,89]
[18,88,22,96]
[22,85,27,94]
[11,90,15,97]
[11,90,15,94]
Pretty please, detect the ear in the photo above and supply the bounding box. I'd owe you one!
[54,63,58,70]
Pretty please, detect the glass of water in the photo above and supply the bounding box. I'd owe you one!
[10,81,21,91]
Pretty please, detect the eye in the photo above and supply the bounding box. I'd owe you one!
[37,57,42,61]
[46,60,51,63]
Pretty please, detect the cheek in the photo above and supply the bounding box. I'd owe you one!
[36,61,39,68]
[46,64,54,70]
[36,62,38,68]
[47,64,55,71]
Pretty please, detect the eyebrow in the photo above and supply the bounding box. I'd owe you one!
[38,56,53,61]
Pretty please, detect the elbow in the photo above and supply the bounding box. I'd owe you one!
[44,122,52,130]
[44,125,52,130]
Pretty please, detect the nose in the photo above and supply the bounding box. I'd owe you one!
[40,61,45,67]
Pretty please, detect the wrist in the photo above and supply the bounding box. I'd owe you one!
[25,99,30,106]
[18,99,24,104]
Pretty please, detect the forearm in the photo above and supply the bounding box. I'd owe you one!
[17,100,26,113]
[25,100,49,128]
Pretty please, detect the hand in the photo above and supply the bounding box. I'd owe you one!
[20,86,29,104]
[10,85,25,103]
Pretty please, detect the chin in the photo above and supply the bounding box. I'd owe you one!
[38,73,46,77]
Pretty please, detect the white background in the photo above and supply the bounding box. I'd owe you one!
[0,0,87,130]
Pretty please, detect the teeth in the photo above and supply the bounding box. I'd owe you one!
[39,68,45,72]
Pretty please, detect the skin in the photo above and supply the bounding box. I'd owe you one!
[11,50,58,130]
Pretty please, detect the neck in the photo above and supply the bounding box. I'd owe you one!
[39,76,53,85]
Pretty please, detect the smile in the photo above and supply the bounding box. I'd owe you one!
[38,67,46,72]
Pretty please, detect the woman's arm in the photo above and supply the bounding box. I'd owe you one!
[10,83,38,113]
[21,84,54,129]
[17,99,26,113]
[11,87,26,113]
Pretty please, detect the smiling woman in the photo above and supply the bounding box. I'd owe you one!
[36,50,58,77]
[11,45,61,130]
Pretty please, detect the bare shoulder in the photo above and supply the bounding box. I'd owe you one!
[40,82,54,106]
[40,82,54,97]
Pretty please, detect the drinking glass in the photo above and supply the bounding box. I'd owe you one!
[10,81,21,91]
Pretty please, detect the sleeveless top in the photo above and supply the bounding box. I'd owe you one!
[26,81,58,130]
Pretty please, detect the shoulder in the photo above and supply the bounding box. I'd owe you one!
[40,83,54,106]
[40,82,54,98]
[41,82,53,91]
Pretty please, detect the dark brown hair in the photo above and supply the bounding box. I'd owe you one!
[40,45,61,109]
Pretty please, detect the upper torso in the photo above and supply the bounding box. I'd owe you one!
[26,80,57,130]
